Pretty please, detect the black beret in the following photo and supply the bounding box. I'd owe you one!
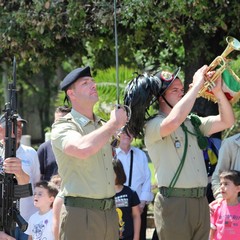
[60,66,92,91]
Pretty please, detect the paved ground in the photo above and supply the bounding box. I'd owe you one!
[146,228,155,240]
[146,203,155,239]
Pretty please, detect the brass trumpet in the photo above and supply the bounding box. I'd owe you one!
[198,36,240,103]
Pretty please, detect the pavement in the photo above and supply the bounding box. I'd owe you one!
[146,228,155,240]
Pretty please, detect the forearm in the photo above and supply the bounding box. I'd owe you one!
[133,215,141,240]
[0,231,15,240]
[206,80,235,135]
[209,228,215,240]
[52,210,61,240]
[64,119,119,159]
[15,170,30,185]
[132,205,141,240]
[52,197,64,240]
[162,84,200,136]
[53,220,60,240]
[215,90,235,128]
[171,84,200,121]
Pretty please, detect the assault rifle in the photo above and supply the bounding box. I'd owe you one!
[0,58,32,236]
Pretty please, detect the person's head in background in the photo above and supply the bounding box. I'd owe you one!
[50,174,62,190]
[0,114,27,145]
[33,180,59,213]
[118,128,133,152]
[112,159,126,186]
[220,170,240,204]
[54,106,71,122]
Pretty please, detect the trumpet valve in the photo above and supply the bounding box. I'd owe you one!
[206,80,216,91]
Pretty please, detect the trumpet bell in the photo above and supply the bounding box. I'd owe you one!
[198,36,240,104]
[226,36,240,52]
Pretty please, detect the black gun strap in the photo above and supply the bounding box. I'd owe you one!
[128,150,133,187]
[14,183,33,198]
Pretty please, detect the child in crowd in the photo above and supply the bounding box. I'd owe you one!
[113,159,141,240]
[50,174,62,189]
[25,181,58,240]
[209,170,240,240]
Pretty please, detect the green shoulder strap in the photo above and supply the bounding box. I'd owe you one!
[188,113,208,150]
[166,114,207,197]
[166,122,188,197]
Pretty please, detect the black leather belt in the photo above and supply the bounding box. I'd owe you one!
[159,187,207,198]
[65,196,115,210]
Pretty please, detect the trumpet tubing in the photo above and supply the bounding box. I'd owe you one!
[198,36,240,102]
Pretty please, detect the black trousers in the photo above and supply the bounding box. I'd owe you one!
[140,205,148,240]
[152,229,159,240]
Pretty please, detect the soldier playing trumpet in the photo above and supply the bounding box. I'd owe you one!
[124,64,235,240]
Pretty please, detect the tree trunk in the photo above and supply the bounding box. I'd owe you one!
[182,34,220,117]
[182,33,222,138]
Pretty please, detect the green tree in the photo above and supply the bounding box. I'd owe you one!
[0,0,239,141]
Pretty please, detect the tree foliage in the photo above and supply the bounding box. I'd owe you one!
[1,0,238,71]
[0,0,239,141]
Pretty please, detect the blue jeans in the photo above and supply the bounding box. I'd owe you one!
[15,227,28,240]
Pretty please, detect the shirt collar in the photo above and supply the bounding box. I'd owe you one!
[116,146,133,155]
[71,109,101,127]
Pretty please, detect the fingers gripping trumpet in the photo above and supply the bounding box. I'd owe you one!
[198,36,240,103]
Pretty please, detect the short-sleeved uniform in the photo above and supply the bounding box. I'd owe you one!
[51,109,118,240]
[144,112,213,240]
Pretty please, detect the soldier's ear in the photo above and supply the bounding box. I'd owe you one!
[66,88,75,99]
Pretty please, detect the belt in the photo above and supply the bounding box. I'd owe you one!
[64,196,115,210]
[159,187,207,198]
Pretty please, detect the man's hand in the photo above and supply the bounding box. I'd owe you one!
[191,65,209,90]
[109,105,128,130]
[209,198,223,215]
[210,75,223,96]
[139,201,146,214]
[0,231,15,240]
[3,157,29,185]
